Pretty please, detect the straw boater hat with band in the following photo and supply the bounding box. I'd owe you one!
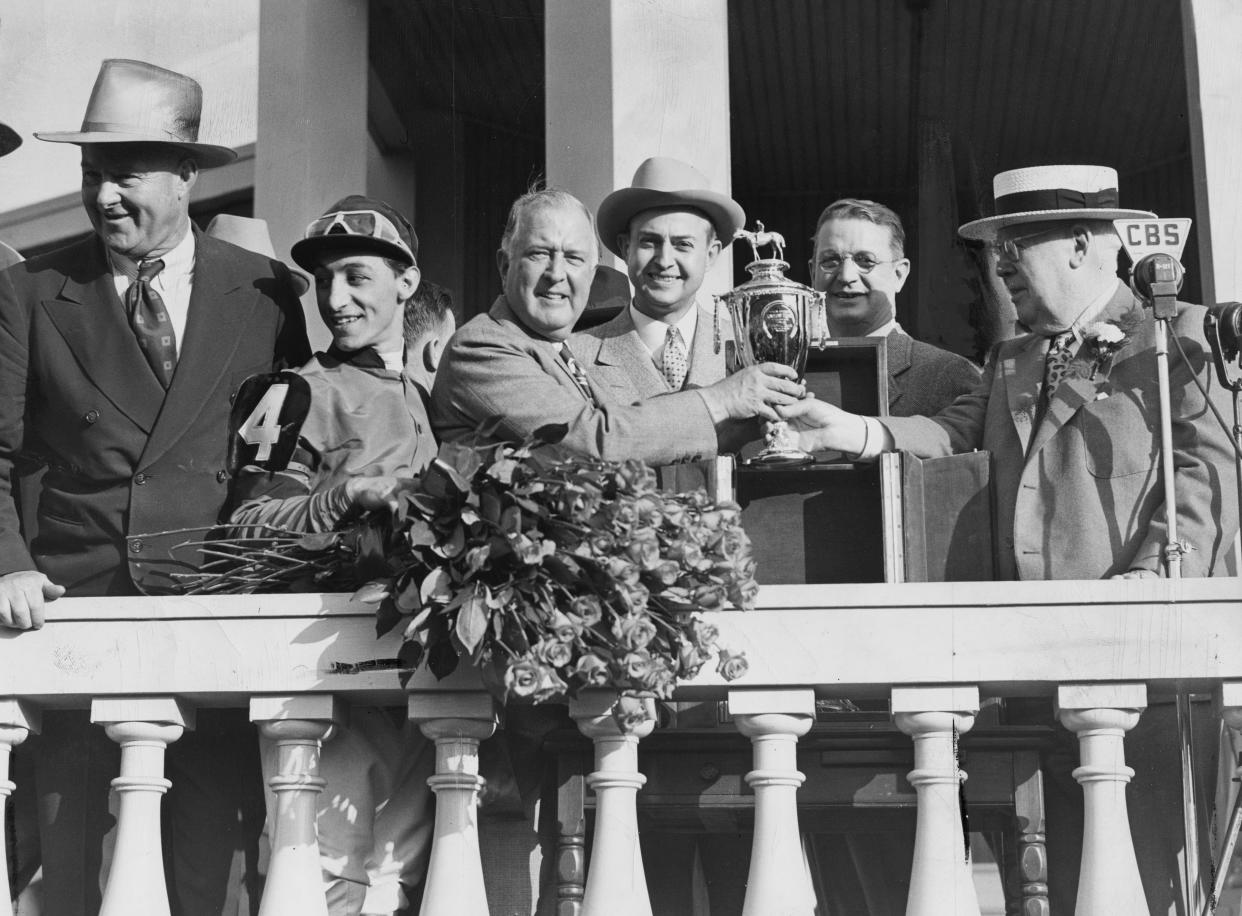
[35,58,237,168]
[596,156,746,258]
[958,164,1155,242]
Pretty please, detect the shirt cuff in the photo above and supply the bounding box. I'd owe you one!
[855,416,893,461]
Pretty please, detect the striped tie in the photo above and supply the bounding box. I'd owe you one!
[127,258,177,388]
[663,325,688,390]
[558,343,596,405]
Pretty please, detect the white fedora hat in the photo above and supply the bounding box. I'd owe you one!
[206,214,310,296]
[959,165,1155,241]
[597,157,745,258]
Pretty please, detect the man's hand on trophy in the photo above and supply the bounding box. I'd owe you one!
[700,363,805,423]
[776,399,870,456]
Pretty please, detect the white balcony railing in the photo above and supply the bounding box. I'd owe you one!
[1,578,1240,915]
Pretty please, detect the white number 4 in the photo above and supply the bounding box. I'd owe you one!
[238,383,289,463]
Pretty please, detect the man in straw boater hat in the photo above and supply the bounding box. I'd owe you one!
[0,59,309,915]
[431,184,803,459]
[778,164,1239,912]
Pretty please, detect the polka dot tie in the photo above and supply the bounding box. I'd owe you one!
[1040,330,1075,410]
[663,325,688,391]
[558,343,596,405]
[127,258,177,389]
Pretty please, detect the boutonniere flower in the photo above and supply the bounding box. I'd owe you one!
[1068,321,1131,381]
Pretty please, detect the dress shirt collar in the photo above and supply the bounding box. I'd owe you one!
[869,318,903,338]
[628,301,699,363]
[1061,280,1123,343]
[108,223,195,282]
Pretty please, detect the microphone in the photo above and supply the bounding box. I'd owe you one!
[1130,252,1184,320]
[1204,300,1242,390]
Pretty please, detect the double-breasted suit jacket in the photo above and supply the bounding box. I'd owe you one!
[0,228,310,595]
[430,297,720,464]
[884,329,981,417]
[882,283,1238,579]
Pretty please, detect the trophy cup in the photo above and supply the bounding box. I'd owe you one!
[718,222,829,466]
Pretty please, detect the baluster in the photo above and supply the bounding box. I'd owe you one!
[251,694,343,916]
[0,700,39,916]
[1012,749,1048,916]
[408,691,497,916]
[892,686,981,916]
[1055,683,1147,916]
[1213,681,1242,907]
[91,698,191,916]
[729,687,817,916]
[572,690,655,916]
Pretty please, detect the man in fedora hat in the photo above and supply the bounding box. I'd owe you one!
[572,157,742,403]
[809,197,980,415]
[0,118,24,270]
[779,163,1238,912]
[431,186,804,459]
[0,58,309,915]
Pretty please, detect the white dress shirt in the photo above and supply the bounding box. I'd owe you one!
[628,301,699,373]
[110,226,196,357]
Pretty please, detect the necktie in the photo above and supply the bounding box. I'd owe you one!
[663,325,688,390]
[127,259,177,388]
[558,343,596,405]
[1040,330,1075,410]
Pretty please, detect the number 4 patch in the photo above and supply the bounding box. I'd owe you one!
[227,371,312,473]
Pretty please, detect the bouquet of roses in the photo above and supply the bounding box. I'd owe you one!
[174,433,756,725]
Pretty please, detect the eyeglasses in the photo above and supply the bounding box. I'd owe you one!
[304,209,414,260]
[813,252,898,275]
[990,227,1063,262]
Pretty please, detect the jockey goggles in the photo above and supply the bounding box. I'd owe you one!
[303,209,416,263]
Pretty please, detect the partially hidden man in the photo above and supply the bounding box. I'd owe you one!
[0,59,310,915]
[430,186,804,460]
[227,196,436,916]
[809,197,980,415]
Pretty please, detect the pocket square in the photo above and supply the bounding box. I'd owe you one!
[1094,391,1110,401]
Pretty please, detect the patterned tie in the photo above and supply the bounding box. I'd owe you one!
[663,325,688,390]
[1040,330,1075,409]
[127,259,177,388]
[558,343,596,405]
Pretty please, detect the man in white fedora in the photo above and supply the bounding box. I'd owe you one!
[779,163,1238,912]
[573,157,742,404]
[0,58,310,915]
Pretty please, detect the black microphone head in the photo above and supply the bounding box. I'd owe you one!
[1131,253,1185,303]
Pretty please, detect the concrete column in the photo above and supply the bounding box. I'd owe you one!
[544,0,734,288]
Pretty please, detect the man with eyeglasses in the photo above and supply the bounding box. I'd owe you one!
[809,198,980,415]
[0,60,310,916]
[431,186,803,460]
[781,164,1238,913]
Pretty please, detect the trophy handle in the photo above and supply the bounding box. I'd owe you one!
[808,291,831,349]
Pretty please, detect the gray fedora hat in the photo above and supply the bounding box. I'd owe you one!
[206,214,310,296]
[0,121,20,158]
[596,157,745,258]
[35,59,237,169]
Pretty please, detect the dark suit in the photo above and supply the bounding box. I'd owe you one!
[884,329,980,417]
[1,227,310,916]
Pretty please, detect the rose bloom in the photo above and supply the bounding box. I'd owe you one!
[574,653,610,687]
[551,610,582,643]
[534,637,574,668]
[611,694,654,732]
[615,460,657,495]
[649,560,680,587]
[729,576,760,610]
[606,557,641,585]
[716,649,749,681]
[662,500,686,528]
[634,494,664,527]
[532,665,569,703]
[678,639,706,677]
[570,595,604,626]
[504,657,543,698]
[692,618,720,647]
[666,537,705,570]
[640,656,677,696]
[619,580,650,613]
[616,613,657,650]
[623,648,653,680]
[692,583,727,610]
[625,528,661,570]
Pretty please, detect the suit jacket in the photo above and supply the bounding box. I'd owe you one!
[0,228,310,595]
[430,297,719,464]
[570,302,730,399]
[885,330,981,417]
[882,284,1238,580]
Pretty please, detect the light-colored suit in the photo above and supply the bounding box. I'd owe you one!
[883,283,1238,580]
[430,296,719,464]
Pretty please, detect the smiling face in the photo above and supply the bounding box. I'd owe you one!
[80,143,196,259]
[810,217,910,336]
[313,251,419,353]
[619,208,720,322]
[499,199,598,341]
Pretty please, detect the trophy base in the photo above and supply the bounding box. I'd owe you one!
[744,448,815,467]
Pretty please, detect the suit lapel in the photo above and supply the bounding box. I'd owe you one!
[40,237,164,433]
[595,308,667,398]
[139,230,256,466]
[1001,334,1045,457]
[886,331,912,411]
[685,302,727,387]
